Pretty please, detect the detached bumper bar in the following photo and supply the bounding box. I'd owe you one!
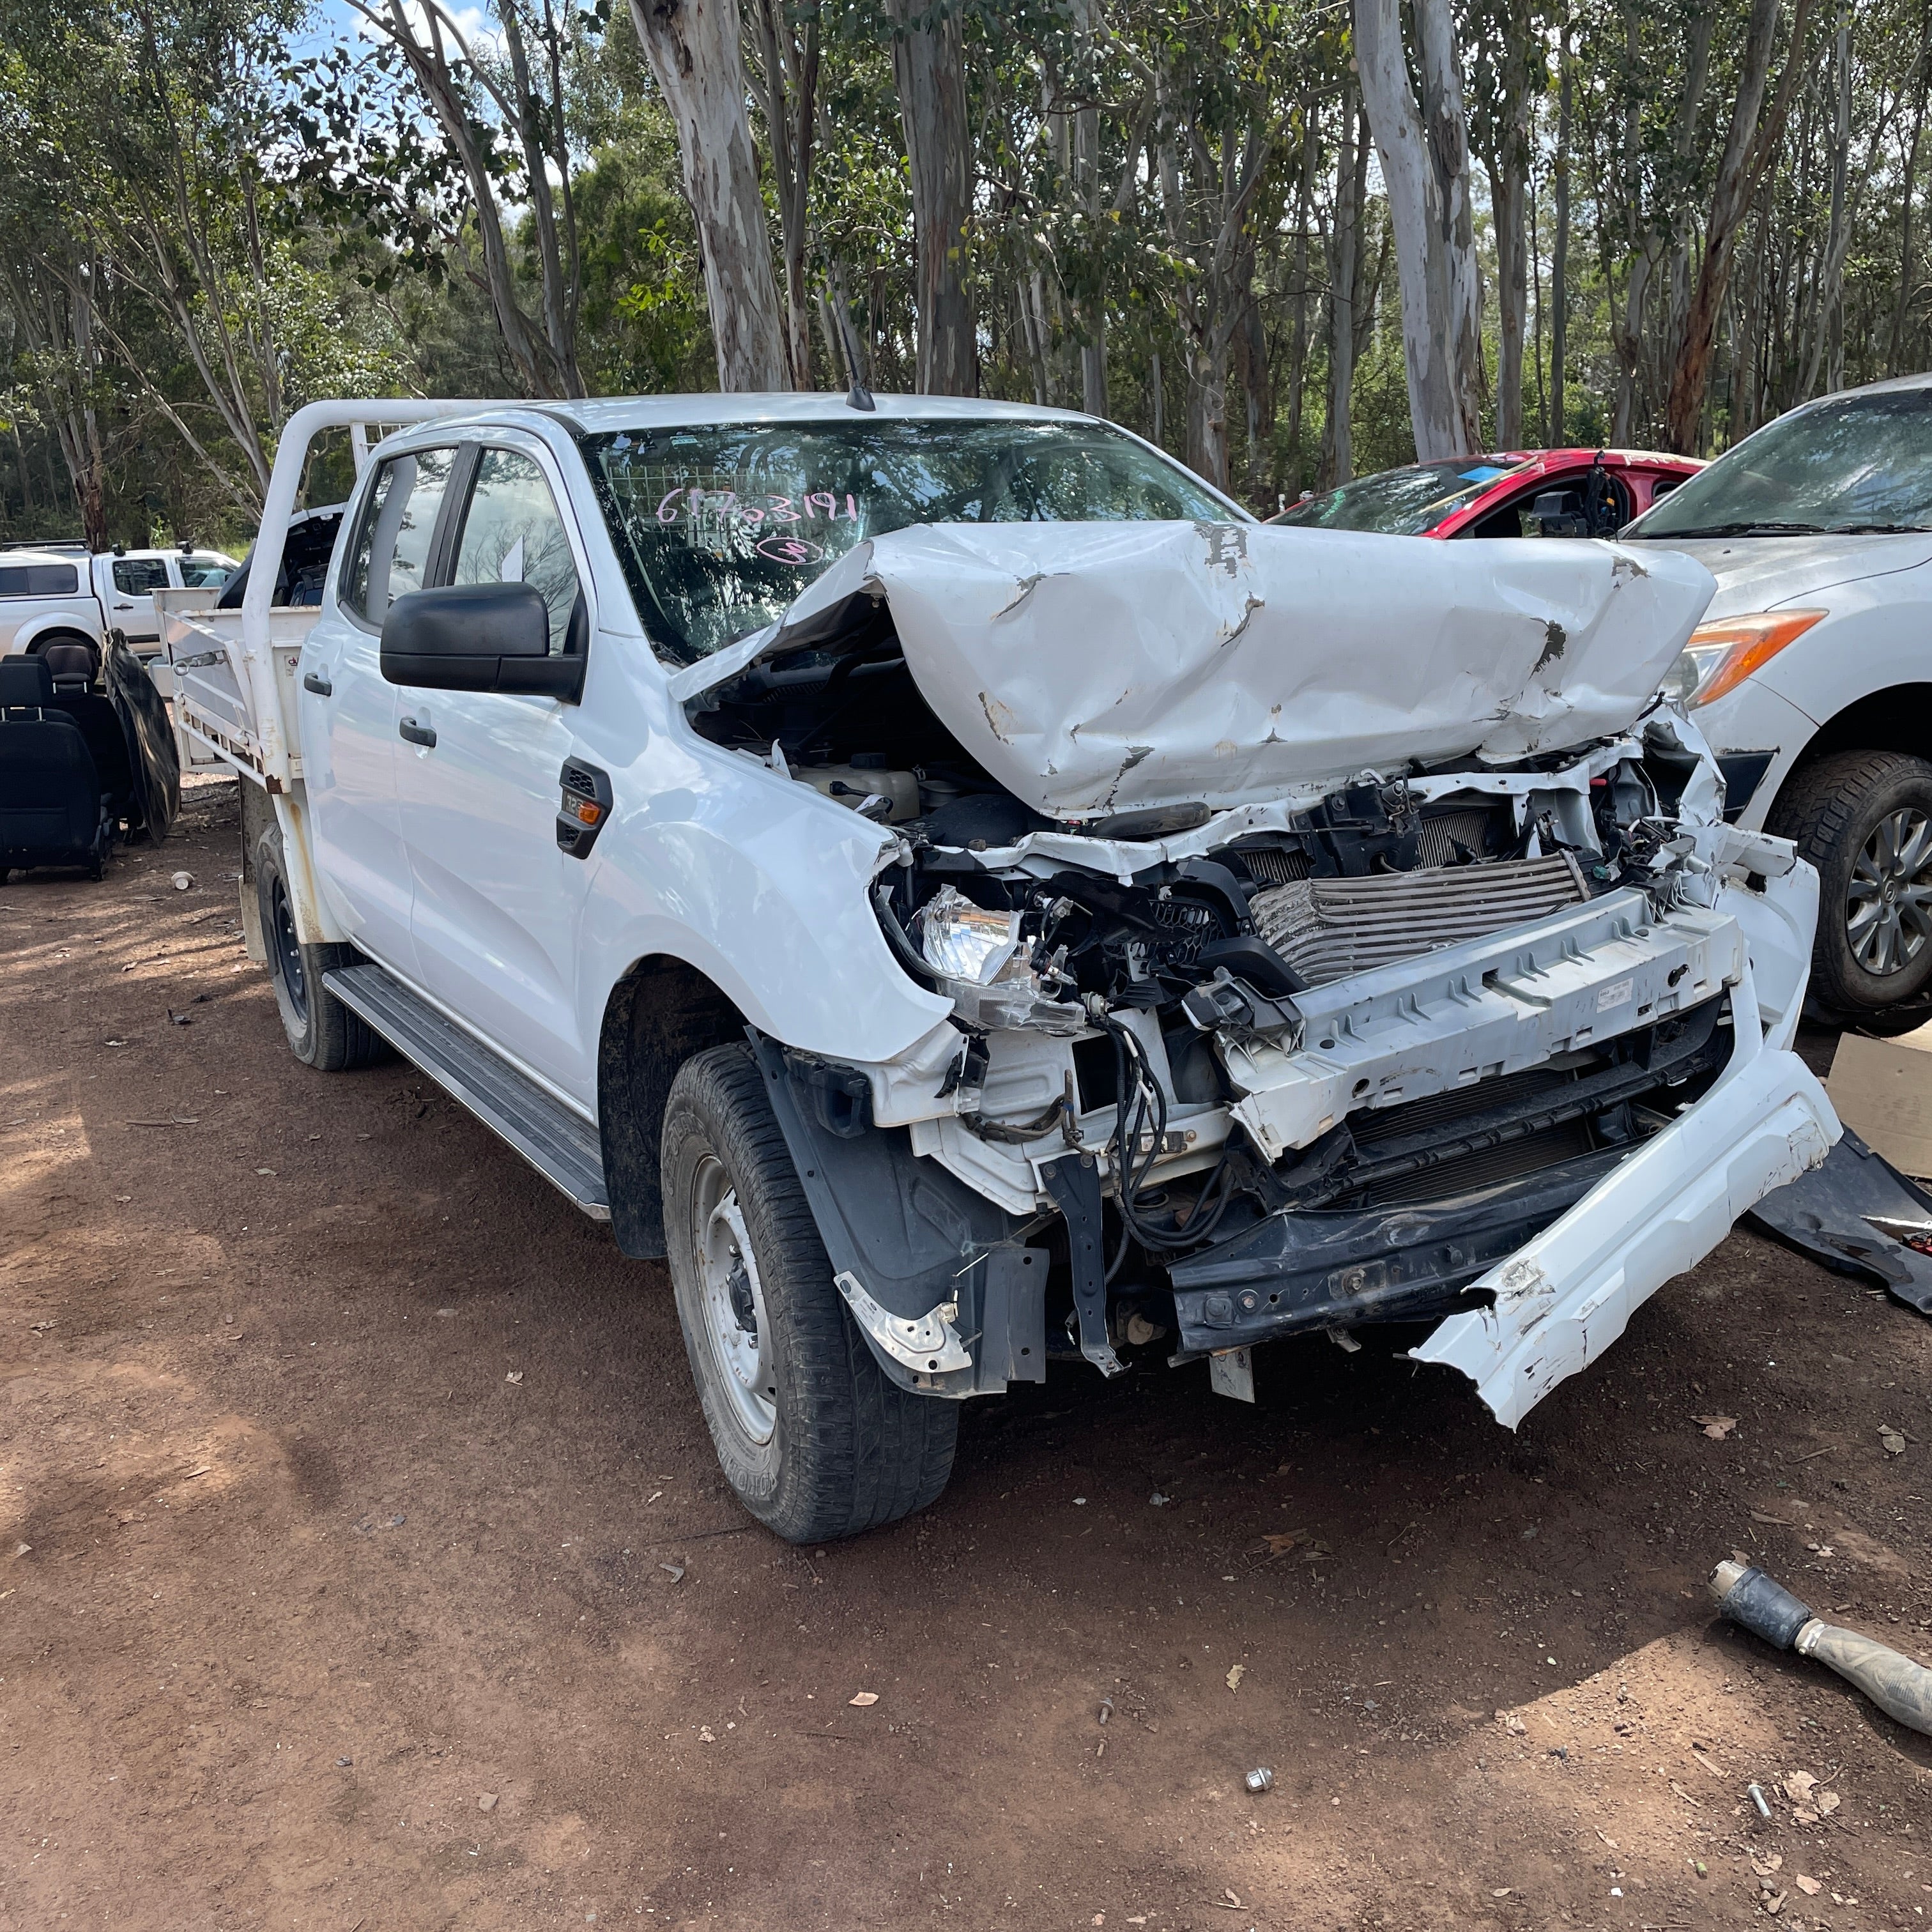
[1411,1034,1835,1427]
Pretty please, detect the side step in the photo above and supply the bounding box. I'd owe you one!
[324,962,610,1220]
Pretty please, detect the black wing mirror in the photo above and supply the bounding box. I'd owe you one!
[380,582,584,699]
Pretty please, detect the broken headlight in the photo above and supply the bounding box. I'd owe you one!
[918,884,1022,982]
[916,885,1084,1034]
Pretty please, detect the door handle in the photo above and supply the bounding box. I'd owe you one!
[399,717,437,747]
[303,671,332,696]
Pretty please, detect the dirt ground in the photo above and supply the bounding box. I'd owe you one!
[3,774,1930,1932]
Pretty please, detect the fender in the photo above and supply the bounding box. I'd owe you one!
[12,612,106,654]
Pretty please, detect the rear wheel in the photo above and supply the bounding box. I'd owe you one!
[254,825,387,1071]
[661,1043,957,1543]
[1768,749,1932,1018]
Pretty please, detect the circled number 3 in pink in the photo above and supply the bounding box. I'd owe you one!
[756,535,825,566]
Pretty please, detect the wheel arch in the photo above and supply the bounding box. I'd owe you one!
[20,621,104,656]
[1791,683,1932,772]
[597,953,747,1259]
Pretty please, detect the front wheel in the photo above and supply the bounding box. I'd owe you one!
[254,825,387,1071]
[661,1043,958,1543]
[1768,750,1932,1020]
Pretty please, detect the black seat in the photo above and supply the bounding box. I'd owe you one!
[41,638,100,693]
[0,656,112,879]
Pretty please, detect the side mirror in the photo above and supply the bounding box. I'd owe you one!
[380,582,584,699]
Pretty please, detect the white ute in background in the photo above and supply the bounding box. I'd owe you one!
[169,397,1837,1544]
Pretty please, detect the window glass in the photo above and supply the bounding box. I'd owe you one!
[452,449,580,654]
[1627,387,1932,539]
[0,562,80,595]
[341,448,456,622]
[1273,458,1529,535]
[579,418,1236,664]
[112,558,171,595]
[178,553,236,588]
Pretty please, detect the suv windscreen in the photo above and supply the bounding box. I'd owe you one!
[1627,387,1932,539]
[579,418,1234,664]
[1275,458,1527,535]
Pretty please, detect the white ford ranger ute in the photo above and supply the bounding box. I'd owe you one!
[171,397,1839,1544]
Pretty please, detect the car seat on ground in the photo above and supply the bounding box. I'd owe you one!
[0,656,113,880]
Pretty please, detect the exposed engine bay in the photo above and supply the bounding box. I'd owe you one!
[678,522,1835,1423]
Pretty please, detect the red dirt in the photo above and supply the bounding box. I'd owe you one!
[3,775,1929,1931]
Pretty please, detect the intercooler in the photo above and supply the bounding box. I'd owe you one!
[1250,851,1591,987]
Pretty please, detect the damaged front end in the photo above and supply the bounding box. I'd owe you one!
[683,523,1838,1425]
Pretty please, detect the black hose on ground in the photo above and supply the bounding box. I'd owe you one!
[1709,1559,1932,1736]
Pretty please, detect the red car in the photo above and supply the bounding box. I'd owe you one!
[1271,448,1705,539]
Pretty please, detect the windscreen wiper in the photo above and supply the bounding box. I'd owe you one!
[1826,523,1932,535]
[1630,521,1829,539]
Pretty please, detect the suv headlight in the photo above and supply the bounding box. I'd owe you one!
[1661,610,1826,708]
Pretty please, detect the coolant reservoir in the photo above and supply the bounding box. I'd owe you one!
[796,763,921,822]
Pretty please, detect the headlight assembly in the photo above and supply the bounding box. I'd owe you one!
[1662,609,1826,708]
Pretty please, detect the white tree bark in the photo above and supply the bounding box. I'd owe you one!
[1354,0,1483,459]
[629,0,790,392]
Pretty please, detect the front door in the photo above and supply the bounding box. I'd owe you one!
[298,445,457,972]
[390,441,597,1101]
[105,555,169,648]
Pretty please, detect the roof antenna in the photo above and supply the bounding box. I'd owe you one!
[831,288,875,412]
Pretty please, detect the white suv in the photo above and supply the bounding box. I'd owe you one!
[1624,373,1932,1021]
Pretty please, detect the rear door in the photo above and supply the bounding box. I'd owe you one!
[297,444,458,972]
[390,436,597,1099]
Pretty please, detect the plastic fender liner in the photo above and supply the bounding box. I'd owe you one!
[748,1034,1046,1397]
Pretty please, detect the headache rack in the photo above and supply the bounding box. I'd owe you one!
[162,400,487,793]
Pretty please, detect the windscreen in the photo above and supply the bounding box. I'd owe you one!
[579,417,1235,663]
[1627,387,1932,539]
[1275,458,1525,535]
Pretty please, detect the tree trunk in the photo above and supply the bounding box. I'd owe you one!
[886,0,976,395]
[1326,79,1362,486]
[1894,6,1929,375]
[1282,115,1316,482]
[1354,0,1483,459]
[1665,0,1808,452]
[1549,20,1571,443]
[745,0,819,390]
[1823,12,1851,394]
[629,0,790,391]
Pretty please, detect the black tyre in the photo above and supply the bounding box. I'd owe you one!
[1767,749,1932,1018]
[661,1043,958,1543]
[254,825,387,1071]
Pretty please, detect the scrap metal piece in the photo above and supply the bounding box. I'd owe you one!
[1745,1128,1932,1316]
[1208,1346,1255,1403]
[1039,1153,1123,1376]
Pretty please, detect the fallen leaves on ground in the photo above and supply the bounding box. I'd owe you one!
[848,1691,878,1707]
[1694,1414,1738,1441]
[1225,1664,1245,1692]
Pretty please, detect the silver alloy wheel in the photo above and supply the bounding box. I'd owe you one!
[691,1154,778,1444]
[1847,806,1932,977]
